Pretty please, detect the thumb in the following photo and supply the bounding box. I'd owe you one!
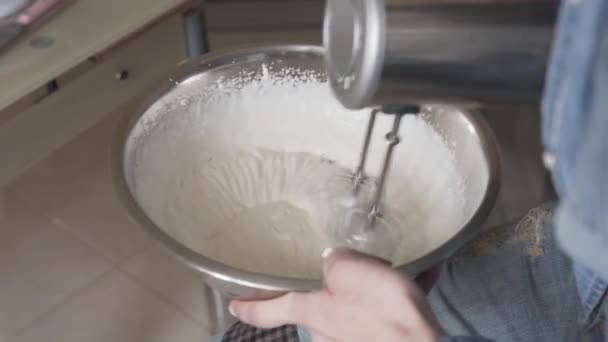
[229,292,316,329]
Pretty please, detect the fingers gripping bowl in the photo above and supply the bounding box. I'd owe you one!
[113,45,500,299]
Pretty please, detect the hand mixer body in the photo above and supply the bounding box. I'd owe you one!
[324,0,558,110]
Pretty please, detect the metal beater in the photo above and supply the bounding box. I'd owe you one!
[351,105,419,233]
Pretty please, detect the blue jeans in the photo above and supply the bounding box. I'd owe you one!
[541,0,608,336]
[428,205,589,341]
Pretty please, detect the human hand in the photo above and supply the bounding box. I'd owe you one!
[229,248,445,342]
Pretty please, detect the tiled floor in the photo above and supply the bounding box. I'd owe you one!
[0,112,211,342]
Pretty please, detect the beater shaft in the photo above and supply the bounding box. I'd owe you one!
[353,109,379,194]
[353,105,422,231]
[366,113,403,229]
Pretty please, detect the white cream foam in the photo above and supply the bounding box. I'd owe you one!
[130,67,466,278]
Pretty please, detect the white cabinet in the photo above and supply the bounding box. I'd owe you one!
[0,14,187,186]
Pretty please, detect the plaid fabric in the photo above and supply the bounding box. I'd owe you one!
[221,323,300,342]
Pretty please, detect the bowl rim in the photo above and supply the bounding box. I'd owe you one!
[111,44,501,293]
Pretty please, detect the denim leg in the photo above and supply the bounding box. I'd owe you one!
[297,327,311,342]
[429,205,584,342]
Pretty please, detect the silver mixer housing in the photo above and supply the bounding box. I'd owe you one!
[323,0,558,109]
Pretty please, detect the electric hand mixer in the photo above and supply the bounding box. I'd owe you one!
[324,0,556,257]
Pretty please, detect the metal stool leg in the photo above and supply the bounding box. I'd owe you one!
[182,2,210,57]
[204,283,235,335]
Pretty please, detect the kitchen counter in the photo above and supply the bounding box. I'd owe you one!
[0,0,201,187]
[0,0,196,114]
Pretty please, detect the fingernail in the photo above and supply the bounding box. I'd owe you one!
[228,304,237,317]
[322,247,334,259]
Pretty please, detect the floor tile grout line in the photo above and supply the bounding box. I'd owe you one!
[11,186,154,267]
[116,241,213,330]
[6,266,118,342]
[116,263,213,332]
[8,262,212,342]
[2,188,154,341]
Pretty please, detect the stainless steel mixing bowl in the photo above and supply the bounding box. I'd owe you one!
[112,45,500,300]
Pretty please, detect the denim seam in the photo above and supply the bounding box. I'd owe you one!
[559,207,608,326]
[586,291,608,330]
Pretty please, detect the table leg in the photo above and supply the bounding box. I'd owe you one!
[182,2,209,57]
[204,283,235,335]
